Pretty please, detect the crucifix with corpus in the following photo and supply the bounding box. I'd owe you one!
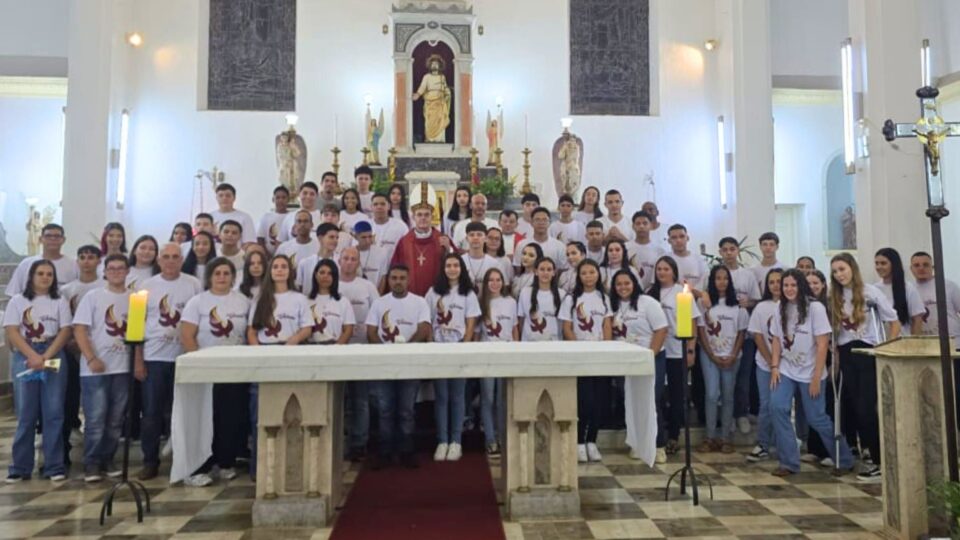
[883,85,960,483]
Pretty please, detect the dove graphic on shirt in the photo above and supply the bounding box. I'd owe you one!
[436,297,453,327]
[209,307,234,338]
[529,312,548,334]
[268,223,280,247]
[840,316,859,332]
[575,303,594,333]
[263,317,282,338]
[612,316,627,339]
[158,295,182,327]
[69,295,81,314]
[923,306,931,324]
[783,332,795,351]
[22,308,45,341]
[105,305,127,337]
[380,310,400,343]
[310,305,328,337]
[484,319,503,338]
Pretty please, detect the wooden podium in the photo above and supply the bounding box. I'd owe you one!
[859,337,958,539]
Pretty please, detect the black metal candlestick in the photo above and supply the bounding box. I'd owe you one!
[100,341,151,525]
[664,337,713,505]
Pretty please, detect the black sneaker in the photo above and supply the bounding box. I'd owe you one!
[137,465,159,481]
[5,474,25,484]
[486,442,501,456]
[856,465,881,482]
[745,444,769,463]
[84,466,102,483]
[400,452,418,469]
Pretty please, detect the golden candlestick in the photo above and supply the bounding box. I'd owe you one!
[521,147,532,195]
[361,147,371,166]
[494,147,504,179]
[469,147,479,185]
[388,147,397,183]
[331,146,343,194]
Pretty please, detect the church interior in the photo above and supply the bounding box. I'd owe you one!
[2,0,960,538]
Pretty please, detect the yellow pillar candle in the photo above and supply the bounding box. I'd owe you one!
[676,284,694,338]
[126,290,148,342]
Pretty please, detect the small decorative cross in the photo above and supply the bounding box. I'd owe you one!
[417,251,426,267]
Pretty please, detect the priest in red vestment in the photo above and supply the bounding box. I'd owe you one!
[390,181,452,296]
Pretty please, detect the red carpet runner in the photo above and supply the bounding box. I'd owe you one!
[330,452,506,540]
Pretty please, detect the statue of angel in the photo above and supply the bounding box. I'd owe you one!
[552,129,584,196]
[366,108,385,165]
[486,109,503,165]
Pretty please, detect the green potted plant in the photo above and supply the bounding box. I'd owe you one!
[927,480,960,538]
[477,174,516,210]
[699,235,761,267]
[370,170,393,196]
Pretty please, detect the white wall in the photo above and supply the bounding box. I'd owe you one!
[770,0,847,79]
[0,0,69,58]
[0,95,66,252]
[935,95,960,283]
[772,94,843,271]
[117,0,727,247]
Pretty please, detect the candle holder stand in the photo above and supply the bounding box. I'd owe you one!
[100,341,151,525]
[663,336,713,505]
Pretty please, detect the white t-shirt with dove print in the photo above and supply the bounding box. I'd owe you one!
[697,300,749,357]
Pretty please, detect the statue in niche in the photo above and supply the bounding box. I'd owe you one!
[486,109,503,165]
[25,208,42,256]
[412,54,452,143]
[275,128,307,200]
[552,129,584,196]
[366,108,385,166]
[283,394,304,492]
[841,205,857,249]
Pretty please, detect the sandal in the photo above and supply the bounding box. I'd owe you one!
[720,441,735,454]
[771,467,794,477]
[696,438,715,453]
[665,439,679,455]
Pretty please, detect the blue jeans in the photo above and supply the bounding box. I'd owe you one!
[700,349,739,440]
[9,343,67,477]
[755,368,775,449]
[249,383,259,477]
[140,361,175,467]
[434,378,466,444]
[480,378,502,446]
[771,375,854,472]
[348,381,371,451]
[734,338,756,418]
[373,380,419,456]
[81,374,128,469]
[653,352,666,447]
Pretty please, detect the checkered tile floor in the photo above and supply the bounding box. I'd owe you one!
[0,415,883,539]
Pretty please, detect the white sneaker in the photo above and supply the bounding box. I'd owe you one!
[820,456,835,468]
[161,439,173,459]
[433,443,449,461]
[218,467,237,480]
[446,442,462,461]
[49,474,67,483]
[70,428,83,447]
[800,453,819,464]
[655,447,668,464]
[737,417,752,434]
[577,444,588,463]
[745,445,769,462]
[184,473,213,487]
[586,443,602,462]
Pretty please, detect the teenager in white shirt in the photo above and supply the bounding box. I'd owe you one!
[5,223,78,297]
[600,239,639,293]
[276,210,320,269]
[3,259,73,483]
[210,183,257,247]
[476,268,518,456]
[306,259,355,345]
[910,251,960,338]
[279,182,320,242]
[366,265,431,469]
[170,223,193,246]
[584,221,606,263]
[609,268,668,464]
[425,254,481,461]
[388,183,411,227]
[461,222,503,291]
[444,186,472,235]
[238,250,266,300]
[217,221,247,270]
[452,194,498,249]
[559,260,612,463]
[641,201,671,251]
[575,186,604,225]
[745,268,783,463]
[515,193,540,238]
[296,223,342,292]
[354,221,388,291]
[517,257,566,342]
[73,254,130,482]
[126,235,159,290]
[769,269,854,476]
[750,232,786,290]
[511,243,543,298]
[649,256,701,456]
[136,244,203,480]
[548,194,586,244]
[796,256,816,277]
[627,211,664,292]
[484,227,514,286]
[181,231,217,281]
[97,223,127,276]
[599,189,635,243]
[696,266,749,454]
[874,248,924,336]
[560,242,586,294]
[353,165,375,214]
[512,207,568,273]
[340,188,371,232]
[318,172,342,211]
[180,257,251,486]
[257,186,290,256]
[369,193,409,260]
[829,253,899,482]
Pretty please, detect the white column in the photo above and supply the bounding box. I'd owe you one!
[62,0,114,251]
[848,0,930,267]
[717,0,776,240]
